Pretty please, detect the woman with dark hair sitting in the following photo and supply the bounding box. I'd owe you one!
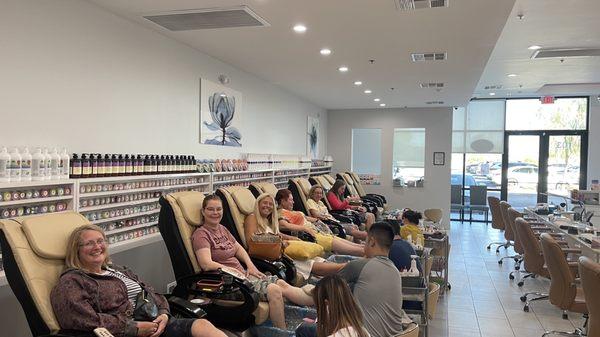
[400,209,423,242]
[51,224,226,337]
[326,179,375,230]
[312,275,370,337]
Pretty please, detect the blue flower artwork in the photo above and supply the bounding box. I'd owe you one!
[200,79,242,147]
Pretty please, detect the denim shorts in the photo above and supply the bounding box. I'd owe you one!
[162,317,196,337]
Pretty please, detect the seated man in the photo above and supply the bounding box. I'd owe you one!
[388,220,422,273]
[296,222,409,337]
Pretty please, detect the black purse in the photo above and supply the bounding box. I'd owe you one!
[133,290,159,321]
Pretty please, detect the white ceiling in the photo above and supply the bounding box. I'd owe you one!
[475,0,600,98]
[86,0,515,109]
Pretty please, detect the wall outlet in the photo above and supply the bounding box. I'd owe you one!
[166,281,177,293]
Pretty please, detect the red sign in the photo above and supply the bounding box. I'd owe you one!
[540,96,555,104]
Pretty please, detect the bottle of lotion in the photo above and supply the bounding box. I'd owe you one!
[70,154,82,178]
[0,147,10,183]
[9,147,22,182]
[32,148,45,181]
[43,148,52,180]
[50,148,61,179]
[60,148,70,179]
[21,147,32,181]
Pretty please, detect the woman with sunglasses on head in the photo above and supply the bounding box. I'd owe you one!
[51,224,226,337]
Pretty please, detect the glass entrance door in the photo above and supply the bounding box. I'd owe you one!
[547,135,582,205]
[505,135,540,208]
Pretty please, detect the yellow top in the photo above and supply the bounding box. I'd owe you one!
[400,224,422,243]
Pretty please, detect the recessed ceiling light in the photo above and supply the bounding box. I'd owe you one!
[293,24,307,33]
[379,103,386,107]
[338,66,349,72]
[374,98,381,102]
[528,45,542,50]
[320,48,331,56]
[489,92,496,96]
[507,74,518,77]
[354,81,362,86]
[364,90,372,94]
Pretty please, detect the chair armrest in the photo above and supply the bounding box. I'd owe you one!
[561,248,582,254]
[167,295,207,318]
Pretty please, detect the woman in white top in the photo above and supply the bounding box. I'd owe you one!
[306,185,367,241]
[313,275,370,337]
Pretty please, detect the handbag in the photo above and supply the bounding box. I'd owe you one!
[133,290,159,321]
[247,233,283,261]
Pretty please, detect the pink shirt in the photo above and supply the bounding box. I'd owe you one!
[191,224,245,273]
[327,192,350,210]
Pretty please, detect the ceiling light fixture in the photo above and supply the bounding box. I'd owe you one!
[364,90,372,94]
[374,98,381,102]
[528,45,542,50]
[354,81,363,86]
[338,66,349,72]
[320,48,331,56]
[379,103,386,107]
[489,92,496,96]
[507,74,518,77]
[293,24,307,33]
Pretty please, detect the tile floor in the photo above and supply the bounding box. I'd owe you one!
[428,221,586,337]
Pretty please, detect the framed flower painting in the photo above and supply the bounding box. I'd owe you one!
[200,78,243,147]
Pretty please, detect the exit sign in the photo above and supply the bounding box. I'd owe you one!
[540,96,555,104]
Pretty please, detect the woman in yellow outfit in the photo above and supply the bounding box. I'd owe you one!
[275,189,364,257]
[400,209,423,243]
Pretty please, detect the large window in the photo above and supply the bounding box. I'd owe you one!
[505,98,587,131]
[351,129,382,184]
[393,128,425,187]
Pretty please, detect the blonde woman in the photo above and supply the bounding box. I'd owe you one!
[50,224,225,337]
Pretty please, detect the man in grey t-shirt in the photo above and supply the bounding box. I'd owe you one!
[338,222,405,336]
[295,222,407,337]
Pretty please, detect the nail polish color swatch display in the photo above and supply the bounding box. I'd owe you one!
[70,154,198,178]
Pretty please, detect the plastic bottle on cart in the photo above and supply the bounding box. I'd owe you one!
[50,148,61,179]
[8,147,22,182]
[0,147,10,182]
[408,255,419,276]
[60,148,70,179]
[43,148,52,180]
[21,147,32,181]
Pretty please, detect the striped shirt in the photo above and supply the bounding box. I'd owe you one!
[104,268,143,306]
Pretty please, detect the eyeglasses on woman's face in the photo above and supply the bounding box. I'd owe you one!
[80,238,106,249]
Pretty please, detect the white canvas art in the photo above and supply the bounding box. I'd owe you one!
[307,116,319,159]
[200,78,243,147]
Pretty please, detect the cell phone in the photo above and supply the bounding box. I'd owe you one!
[93,327,115,337]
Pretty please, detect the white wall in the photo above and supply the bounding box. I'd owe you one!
[588,97,600,186]
[0,0,327,158]
[0,1,326,336]
[327,108,453,224]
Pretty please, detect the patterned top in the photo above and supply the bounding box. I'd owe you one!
[104,268,143,306]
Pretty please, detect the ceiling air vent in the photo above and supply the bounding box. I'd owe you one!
[426,101,445,105]
[143,5,270,31]
[484,85,503,90]
[395,0,448,10]
[411,52,447,62]
[420,82,444,88]
[531,48,600,59]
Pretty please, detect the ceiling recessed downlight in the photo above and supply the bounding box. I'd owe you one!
[354,81,363,86]
[528,45,542,50]
[379,103,386,107]
[293,24,307,33]
[364,90,372,94]
[320,48,331,55]
[507,74,518,77]
[374,98,381,102]
[338,66,349,72]
[489,92,496,96]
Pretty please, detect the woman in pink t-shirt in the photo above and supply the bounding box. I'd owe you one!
[191,195,314,329]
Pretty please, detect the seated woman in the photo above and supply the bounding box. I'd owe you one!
[245,193,346,280]
[312,275,370,337]
[192,194,315,329]
[326,179,375,230]
[306,185,368,241]
[51,224,226,337]
[275,189,364,257]
[400,209,423,242]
